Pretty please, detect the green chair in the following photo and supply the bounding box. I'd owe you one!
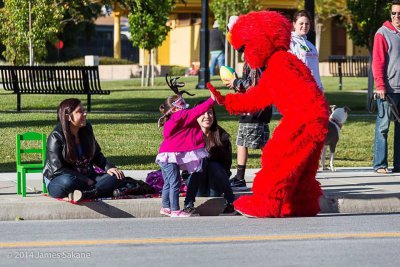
[16,132,47,197]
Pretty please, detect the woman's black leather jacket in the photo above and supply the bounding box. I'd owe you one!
[43,122,115,181]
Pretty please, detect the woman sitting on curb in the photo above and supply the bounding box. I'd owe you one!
[43,98,125,202]
[184,101,236,215]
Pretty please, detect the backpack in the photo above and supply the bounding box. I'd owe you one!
[145,170,187,194]
[114,177,156,197]
[145,170,164,194]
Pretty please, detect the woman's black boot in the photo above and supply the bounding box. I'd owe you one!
[70,188,98,202]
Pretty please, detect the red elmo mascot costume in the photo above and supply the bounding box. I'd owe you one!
[208,11,329,218]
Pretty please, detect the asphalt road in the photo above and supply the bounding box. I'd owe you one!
[1,214,399,266]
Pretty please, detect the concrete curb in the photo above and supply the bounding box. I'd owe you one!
[2,194,399,221]
[1,196,228,221]
[320,193,400,214]
[1,168,400,220]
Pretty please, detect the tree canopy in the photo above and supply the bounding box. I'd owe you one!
[210,0,261,31]
[127,0,174,51]
[0,0,64,64]
[346,0,391,51]
[296,0,347,21]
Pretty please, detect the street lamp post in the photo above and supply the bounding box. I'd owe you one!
[196,0,210,89]
[28,0,34,66]
[304,0,316,45]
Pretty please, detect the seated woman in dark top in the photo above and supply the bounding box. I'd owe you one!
[43,98,124,202]
[184,101,235,215]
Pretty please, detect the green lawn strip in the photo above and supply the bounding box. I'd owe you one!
[0,112,388,172]
[1,76,370,112]
[0,76,383,172]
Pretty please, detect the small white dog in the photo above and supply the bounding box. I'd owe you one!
[320,105,350,171]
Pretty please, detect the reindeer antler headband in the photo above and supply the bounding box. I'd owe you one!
[165,74,195,109]
[166,74,194,95]
[157,74,195,128]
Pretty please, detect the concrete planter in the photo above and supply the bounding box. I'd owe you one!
[98,65,171,80]
[97,62,333,81]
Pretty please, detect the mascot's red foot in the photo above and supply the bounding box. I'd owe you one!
[234,195,282,218]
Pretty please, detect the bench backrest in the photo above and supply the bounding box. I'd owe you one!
[328,56,370,77]
[0,66,102,93]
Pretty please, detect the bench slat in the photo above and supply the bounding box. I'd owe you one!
[0,65,109,111]
[328,55,370,90]
[328,55,370,77]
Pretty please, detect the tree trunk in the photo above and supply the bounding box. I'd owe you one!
[315,22,322,53]
[367,51,375,112]
[230,43,234,69]
[151,48,155,87]
[224,7,229,66]
[141,49,145,87]
[146,49,151,87]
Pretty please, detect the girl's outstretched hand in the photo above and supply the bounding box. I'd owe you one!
[207,82,225,105]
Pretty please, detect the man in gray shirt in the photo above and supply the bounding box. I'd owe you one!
[372,0,400,173]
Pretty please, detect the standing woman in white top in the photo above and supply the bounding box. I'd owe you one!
[290,10,324,91]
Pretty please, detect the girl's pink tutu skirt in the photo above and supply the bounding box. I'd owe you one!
[156,148,208,173]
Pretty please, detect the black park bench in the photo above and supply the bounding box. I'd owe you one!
[328,55,370,90]
[0,65,110,112]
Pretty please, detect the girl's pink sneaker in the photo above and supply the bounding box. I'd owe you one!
[170,210,191,218]
[160,207,171,217]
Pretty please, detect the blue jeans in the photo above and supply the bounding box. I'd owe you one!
[210,51,225,76]
[186,160,234,205]
[47,172,118,198]
[373,93,400,170]
[159,162,181,211]
[183,169,203,208]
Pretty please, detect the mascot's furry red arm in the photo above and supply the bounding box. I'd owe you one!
[209,11,329,218]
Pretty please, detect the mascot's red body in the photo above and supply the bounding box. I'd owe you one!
[209,11,329,218]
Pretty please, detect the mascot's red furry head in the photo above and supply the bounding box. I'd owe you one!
[229,11,292,69]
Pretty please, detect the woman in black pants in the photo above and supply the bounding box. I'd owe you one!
[43,98,124,202]
[184,101,235,215]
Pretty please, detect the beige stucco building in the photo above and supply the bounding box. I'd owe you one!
[131,0,369,76]
[153,0,300,67]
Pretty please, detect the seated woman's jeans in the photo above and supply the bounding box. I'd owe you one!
[47,172,118,198]
[185,160,234,205]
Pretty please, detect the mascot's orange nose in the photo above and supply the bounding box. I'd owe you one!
[226,32,232,44]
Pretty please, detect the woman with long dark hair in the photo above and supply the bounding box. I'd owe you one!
[43,98,124,202]
[184,101,236,215]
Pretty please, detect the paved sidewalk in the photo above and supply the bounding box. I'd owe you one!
[0,167,399,221]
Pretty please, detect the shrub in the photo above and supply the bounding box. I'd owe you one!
[65,57,134,66]
[168,65,188,76]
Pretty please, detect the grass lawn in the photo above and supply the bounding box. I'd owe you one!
[0,75,389,172]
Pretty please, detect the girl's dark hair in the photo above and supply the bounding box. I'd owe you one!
[195,100,226,150]
[158,95,180,127]
[293,10,314,30]
[57,98,93,162]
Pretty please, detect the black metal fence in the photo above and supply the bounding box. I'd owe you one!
[77,39,139,63]
[328,55,370,90]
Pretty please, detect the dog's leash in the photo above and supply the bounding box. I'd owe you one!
[374,93,400,123]
[368,92,376,113]
[387,95,400,123]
